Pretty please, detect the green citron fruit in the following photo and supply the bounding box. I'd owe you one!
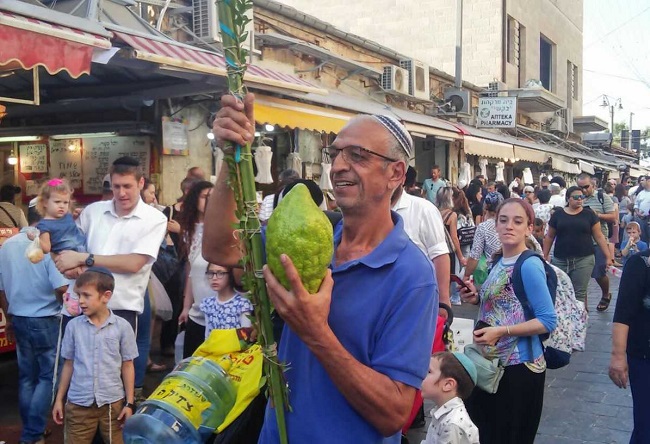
[266,184,334,293]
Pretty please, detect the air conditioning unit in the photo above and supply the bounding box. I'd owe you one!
[487,81,507,97]
[443,87,471,114]
[192,0,220,42]
[549,108,574,133]
[381,65,410,96]
[399,59,430,101]
[549,117,566,133]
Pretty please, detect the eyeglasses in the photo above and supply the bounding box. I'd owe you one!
[326,145,398,164]
[205,271,228,279]
[570,195,586,200]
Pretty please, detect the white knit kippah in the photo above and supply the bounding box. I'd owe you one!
[371,115,413,159]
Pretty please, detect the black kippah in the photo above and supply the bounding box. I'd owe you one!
[85,266,114,278]
[113,156,140,167]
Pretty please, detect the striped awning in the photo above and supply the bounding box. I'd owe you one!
[111,30,326,95]
[0,10,111,78]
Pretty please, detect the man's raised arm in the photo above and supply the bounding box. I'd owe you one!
[202,94,256,266]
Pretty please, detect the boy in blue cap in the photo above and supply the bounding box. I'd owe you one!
[421,351,479,444]
[52,267,138,444]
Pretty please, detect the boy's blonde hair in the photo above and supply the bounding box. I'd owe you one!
[36,178,73,216]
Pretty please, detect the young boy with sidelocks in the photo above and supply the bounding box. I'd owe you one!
[420,351,480,444]
[52,267,138,444]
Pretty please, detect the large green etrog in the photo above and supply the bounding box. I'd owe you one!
[266,184,334,293]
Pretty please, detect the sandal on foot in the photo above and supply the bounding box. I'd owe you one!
[597,293,612,312]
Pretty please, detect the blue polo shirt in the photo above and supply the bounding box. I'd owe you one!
[259,212,438,444]
[0,229,68,317]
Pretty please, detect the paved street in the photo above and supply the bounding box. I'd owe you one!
[0,276,633,443]
[407,275,634,444]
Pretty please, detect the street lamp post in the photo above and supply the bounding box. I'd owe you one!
[600,95,623,147]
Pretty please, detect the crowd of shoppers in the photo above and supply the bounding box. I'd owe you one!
[1,99,648,444]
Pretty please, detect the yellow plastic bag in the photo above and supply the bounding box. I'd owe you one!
[193,328,264,433]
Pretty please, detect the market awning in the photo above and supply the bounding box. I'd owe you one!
[513,146,549,164]
[552,157,580,174]
[629,168,644,178]
[0,10,111,79]
[254,95,355,133]
[273,90,461,140]
[463,136,514,160]
[110,28,326,95]
[392,110,461,141]
[578,160,595,175]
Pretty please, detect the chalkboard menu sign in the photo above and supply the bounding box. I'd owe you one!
[49,139,83,190]
[82,136,151,194]
[19,143,47,173]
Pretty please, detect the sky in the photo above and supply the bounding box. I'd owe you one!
[583,0,650,132]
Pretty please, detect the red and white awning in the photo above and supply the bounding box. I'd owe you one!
[111,29,325,95]
[0,10,111,79]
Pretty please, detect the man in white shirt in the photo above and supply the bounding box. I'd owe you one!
[55,157,167,398]
[633,176,650,242]
[548,183,565,208]
[56,157,167,321]
[392,177,450,311]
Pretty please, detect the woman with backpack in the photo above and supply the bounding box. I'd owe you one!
[459,198,557,444]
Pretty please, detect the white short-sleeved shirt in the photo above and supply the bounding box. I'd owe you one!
[549,194,565,208]
[78,199,167,313]
[392,191,449,259]
[422,397,480,444]
[634,189,650,217]
[187,223,217,325]
[259,194,275,222]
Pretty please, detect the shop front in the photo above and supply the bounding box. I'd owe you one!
[0,1,328,206]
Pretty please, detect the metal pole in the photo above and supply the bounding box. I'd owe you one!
[609,105,614,148]
[455,0,463,88]
[630,111,634,151]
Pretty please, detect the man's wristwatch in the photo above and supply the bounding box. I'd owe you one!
[85,254,95,267]
[124,401,136,411]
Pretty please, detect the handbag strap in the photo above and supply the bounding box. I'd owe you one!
[443,210,453,226]
[0,205,18,228]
